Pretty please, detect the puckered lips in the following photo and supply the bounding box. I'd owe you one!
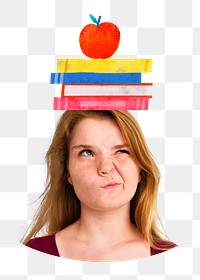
[100,182,121,190]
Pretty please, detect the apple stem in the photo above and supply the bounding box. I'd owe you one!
[96,16,101,28]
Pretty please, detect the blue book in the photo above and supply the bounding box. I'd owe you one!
[50,72,141,84]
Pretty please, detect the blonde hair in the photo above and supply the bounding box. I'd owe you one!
[21,110,171,249]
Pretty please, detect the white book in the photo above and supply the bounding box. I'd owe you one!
[61,83,152,97]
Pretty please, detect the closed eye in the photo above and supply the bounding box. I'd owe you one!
[116,149,130,155]
[79,149,94,157]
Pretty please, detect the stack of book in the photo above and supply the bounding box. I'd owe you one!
[50,59,152,110]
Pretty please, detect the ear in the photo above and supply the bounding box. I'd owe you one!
[66,174,73,185]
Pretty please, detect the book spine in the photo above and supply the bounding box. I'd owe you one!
[62,84,152,97]
[57,59,152,73]
[54,96,150,110]
[50,73,141,84]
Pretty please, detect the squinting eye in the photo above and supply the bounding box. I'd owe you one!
[116,149,130,155]
[79,149,93,157]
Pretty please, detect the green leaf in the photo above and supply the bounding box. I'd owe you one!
[89,14,98,24]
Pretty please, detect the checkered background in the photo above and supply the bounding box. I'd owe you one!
[0,0,199,279]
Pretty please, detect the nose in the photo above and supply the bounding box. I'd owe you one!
[97,157,115,176]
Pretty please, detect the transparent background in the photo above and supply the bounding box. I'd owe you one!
[0,0,199,279]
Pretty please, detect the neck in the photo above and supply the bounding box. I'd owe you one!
[75,203,141,248]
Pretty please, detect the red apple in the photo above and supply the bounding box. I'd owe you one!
[79,14,120,59]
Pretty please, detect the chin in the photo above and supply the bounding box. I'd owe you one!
[90,198,129,211]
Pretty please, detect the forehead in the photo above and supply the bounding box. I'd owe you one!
[69,117,125,145]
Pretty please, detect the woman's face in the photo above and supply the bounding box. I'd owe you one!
[67,117,141,211]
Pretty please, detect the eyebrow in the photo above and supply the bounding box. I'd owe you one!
[72,144,129,150]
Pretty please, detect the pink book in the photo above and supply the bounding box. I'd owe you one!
[54,96,151,110]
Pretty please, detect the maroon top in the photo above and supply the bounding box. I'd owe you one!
[25,234,177,258]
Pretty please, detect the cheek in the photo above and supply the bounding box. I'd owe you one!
[68,159,95,186]
[70,176,99,207]
[115,158,141,183]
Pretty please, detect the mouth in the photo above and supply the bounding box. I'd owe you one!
[101,182,121,189]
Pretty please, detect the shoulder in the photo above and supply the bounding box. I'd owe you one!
[25,234,60,257]
[151,241,177,256]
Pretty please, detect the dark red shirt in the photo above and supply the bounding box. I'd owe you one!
[25,234,177,258]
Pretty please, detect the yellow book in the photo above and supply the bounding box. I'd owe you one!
[57,59,152,73]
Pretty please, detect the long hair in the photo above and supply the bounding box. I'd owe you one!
[21,110,170,249]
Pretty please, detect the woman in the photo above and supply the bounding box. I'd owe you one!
[22,110,176,261]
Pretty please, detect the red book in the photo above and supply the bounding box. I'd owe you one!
[54,96,151,110]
